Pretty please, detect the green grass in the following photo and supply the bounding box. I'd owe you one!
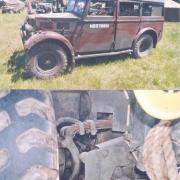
[0,13,180,89]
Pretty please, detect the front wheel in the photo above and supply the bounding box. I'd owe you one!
[133,34,154,58]
[26,42,68,79]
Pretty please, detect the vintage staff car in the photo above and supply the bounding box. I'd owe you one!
[21,0,164,79]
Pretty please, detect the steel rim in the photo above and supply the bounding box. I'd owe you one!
[37,52,58,71]
[139,38,152,53]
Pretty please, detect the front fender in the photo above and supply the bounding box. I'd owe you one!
[24,31,74,56]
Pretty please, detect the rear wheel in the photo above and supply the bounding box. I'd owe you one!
[0,90,59,180]
[133,34,154,58]
[26,42,68,79]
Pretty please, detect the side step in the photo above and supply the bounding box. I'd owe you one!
[75,49,133,60]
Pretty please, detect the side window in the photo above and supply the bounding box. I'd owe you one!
[119,2,140,16]
[88,0,114,16]
[142,3,163,16]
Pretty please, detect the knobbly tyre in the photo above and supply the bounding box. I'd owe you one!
[21,0,164,79]
[0,90,179,180]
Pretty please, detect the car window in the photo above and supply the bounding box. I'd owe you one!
[119,2,140,16]
[88,0,114,16]
[66,0,86,16]
[142,3,163,16]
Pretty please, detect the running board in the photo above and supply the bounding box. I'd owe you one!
[75,49,133,60]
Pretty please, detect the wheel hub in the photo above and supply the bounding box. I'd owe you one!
[140,40,150,52]
[38,53,58,71]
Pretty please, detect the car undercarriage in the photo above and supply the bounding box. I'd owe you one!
[0,90,179,180]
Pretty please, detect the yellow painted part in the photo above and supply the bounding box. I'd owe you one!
[134,90,180,120]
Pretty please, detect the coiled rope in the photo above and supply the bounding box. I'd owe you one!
[143,121,180,180]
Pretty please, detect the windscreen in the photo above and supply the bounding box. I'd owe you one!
[66,0,86,16]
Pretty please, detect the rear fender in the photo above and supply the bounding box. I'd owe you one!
[134,28,158,48]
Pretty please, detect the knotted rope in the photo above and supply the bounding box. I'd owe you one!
[143,121,180,180]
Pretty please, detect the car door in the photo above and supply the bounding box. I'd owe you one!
[115,0,141,50]
[76,0,116,54]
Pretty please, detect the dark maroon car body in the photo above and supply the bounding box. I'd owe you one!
[21,0,164,78]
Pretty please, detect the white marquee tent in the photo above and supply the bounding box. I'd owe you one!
[165,0,180,8]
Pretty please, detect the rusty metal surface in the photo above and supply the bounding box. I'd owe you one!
[24,30,74,53]
[55,91,179,180]
[58,116,113,180]
[60,119,112,137]
[116,16,141,50]
[80,137,135,180]
[76,18,115,53]
[88,90,129,132]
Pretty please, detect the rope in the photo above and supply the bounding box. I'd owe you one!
[143,121,180,180]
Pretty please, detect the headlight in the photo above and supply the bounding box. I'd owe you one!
[24,23,34,32]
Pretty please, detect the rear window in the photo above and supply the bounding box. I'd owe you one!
[142,3,163,16]
[119,2,140,16]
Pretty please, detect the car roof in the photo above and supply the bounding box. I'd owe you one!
[99,0,164,3]
[122,0,164,3]
[141,0,164,3]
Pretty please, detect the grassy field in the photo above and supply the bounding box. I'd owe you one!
[0,13,179,89]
